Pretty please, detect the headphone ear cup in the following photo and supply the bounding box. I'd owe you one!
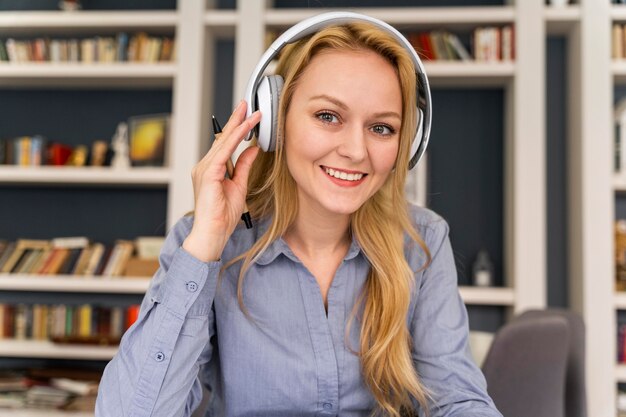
[255,75,284,152]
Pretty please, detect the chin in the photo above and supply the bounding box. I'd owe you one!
[320,198,366,216]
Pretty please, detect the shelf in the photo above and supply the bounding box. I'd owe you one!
[615,175,626,192]
[0,63,176,88]
[544,5,580,35]
[617,364,626,383]
[0,275,151,294]
[423,61,515,87]
[615,291,626,310]
[0,339,117,360]
[204,9,237,38]
[0,10,178,35]
[0,166,171,187]
[612,61,626,85]
[612,5,626,22]
[6,411,93,417]
[458,286,515,306]
[264,6,515,31]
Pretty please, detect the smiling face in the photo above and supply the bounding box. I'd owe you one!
[284,48,402,220]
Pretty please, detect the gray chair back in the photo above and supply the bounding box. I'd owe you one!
[517,309,587,417]
[481,313,569,417]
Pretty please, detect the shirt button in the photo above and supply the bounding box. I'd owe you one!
[186,281,198,292]
[323,403,332,410]
[155,352,165,362]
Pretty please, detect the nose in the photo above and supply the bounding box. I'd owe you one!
[336,125,367,163]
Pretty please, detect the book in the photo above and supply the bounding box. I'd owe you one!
[124,258,159,277]
[83,243,105,276]
[135,236,165,259]
[1,239,50,274]
[0,242,16,272]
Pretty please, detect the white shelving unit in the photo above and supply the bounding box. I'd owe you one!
[4,0,599,415]
[564,1,615,416]
[0,0,542,353]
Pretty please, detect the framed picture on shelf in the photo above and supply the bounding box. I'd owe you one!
[128,113,170,167]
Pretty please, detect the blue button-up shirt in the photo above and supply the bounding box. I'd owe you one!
[96,205,502,417]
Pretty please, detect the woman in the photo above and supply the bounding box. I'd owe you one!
[96,16,502,417]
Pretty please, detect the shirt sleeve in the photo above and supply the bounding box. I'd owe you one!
[410,218,503,417]
[96,216,220,417]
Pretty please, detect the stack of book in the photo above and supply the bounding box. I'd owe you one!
[0,236,163,278]
[0,32,176,64]
[0,369,100,412]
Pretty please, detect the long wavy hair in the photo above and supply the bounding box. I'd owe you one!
[226,22,433,417]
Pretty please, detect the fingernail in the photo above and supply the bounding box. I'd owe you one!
[234,100,245,111]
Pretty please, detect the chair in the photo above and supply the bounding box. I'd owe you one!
[517,309,588,417]
[481,312,569,417]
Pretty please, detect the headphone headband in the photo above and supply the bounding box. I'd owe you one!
[243,11,432,170]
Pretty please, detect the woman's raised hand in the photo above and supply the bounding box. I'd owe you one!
[183,100,261,262]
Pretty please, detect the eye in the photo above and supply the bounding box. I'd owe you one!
[371,124,395,136]
[315,111,340,124]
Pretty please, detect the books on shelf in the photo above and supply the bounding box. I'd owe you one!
[0,235,164,278]
[0,303,139,343]
[1,136,100,167]
[408,26,514,62]
[0,32,176,64]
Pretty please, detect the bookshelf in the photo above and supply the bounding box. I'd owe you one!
[0,0,591,415]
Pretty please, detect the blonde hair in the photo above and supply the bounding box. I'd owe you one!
[227,22,432,417]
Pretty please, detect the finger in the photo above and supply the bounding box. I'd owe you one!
[198,107,259,167]
[211,110,262,166]
[221,100,248,137]
[231,145,260,190]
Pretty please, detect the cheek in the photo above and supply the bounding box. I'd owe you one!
[371,142,400,173]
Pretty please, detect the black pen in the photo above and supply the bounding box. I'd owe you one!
[212,115,253,229]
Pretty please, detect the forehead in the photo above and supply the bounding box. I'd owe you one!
[294,49,402,110]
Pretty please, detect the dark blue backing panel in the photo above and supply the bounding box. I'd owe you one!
[427,88,504,287]
[0,89,172,147]
[547,37,568,308]
[0,186,167,244]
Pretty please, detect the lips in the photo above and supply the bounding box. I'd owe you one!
[321,166,367,183]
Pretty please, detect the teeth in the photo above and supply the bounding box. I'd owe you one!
[324,167,364,181]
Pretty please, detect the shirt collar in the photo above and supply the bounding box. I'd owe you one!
[253,218,363,266]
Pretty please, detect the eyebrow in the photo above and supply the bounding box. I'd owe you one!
[309,94,402,121]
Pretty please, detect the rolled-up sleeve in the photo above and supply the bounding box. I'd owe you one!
[96,216,220,417]
[411,219,502,417]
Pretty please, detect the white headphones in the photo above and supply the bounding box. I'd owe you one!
[243,11,432,170]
